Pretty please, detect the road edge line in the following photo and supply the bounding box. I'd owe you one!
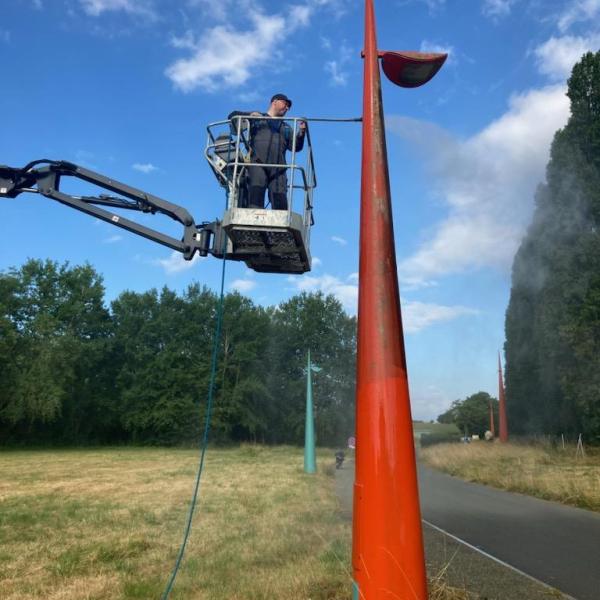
[422,519,577,600]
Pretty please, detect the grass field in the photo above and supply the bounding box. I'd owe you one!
[413,422,460,448]
[0,446,354,599]
[413,422,460,437]
[421,441,600,512]
[0,445,474,600]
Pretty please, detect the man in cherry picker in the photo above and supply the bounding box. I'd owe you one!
[228,93,306,211]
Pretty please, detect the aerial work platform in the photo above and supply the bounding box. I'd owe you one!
[205,115,316,274]
[1,116,317,275]
[221,208,310,274]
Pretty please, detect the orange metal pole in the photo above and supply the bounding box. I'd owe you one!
[489,398,496,437]
[351,1,428,598]
[498,353,508,442]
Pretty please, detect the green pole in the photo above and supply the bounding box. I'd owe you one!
[304,349,317,473]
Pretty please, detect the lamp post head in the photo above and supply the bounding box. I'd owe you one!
[380,51,447,88]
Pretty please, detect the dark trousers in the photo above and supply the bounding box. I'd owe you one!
[247,165,288,210]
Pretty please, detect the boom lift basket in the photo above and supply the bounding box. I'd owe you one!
[205,116,316,274]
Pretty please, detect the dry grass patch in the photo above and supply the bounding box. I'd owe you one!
[0,446,479,599]
[421,442,600,511]
[429,574,473,600]
[0,446,352,599]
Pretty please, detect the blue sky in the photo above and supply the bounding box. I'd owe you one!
[1,0,599,420]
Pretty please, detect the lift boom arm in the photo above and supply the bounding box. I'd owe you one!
[0,159,221,260]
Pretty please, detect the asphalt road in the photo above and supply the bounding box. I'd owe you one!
[418,464,600,600]
[335,460,568,599]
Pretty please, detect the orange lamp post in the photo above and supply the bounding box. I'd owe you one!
[498,353,509,442]
[352,1,446,598]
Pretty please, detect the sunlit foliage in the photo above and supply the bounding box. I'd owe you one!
[0,261,356,446]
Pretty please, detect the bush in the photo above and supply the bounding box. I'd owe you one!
[420,433,460,448]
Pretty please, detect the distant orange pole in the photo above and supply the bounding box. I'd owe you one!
[351,1,428,597]
[489,398,496,437]
[498,353,508,442]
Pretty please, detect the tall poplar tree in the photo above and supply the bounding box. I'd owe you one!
[505,52,600,441]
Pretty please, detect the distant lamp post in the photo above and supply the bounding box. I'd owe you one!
[304,350,321,474]
[353,1,447,599]
[498,353,509,442]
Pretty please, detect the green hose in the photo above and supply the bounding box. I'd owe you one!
[161,250,228,599]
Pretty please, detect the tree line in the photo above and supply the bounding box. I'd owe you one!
[437,391,498,438]
[504,52,600,443]
[0,259,356,446]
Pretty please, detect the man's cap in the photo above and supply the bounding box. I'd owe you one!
[271,93,292,108]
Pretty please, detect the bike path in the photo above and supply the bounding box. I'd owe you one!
[335,461,600,600]
[418,464,600,600]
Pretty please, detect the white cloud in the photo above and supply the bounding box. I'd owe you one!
[287,273,357,313]
[424,0,445,10]
[400,0,446,14]
[557,0,600,32]
[166,11,289,92]
[132,162,158,173]
[229,278,257,292]
[400,275,438,292]
[166,1,348,92]
[79,0,157,18]
[153,250,202,274]
[323,40,352,86]
[482,0,515,19]
[186,0,232,21]
[307,0,351,19]
[325,60,347,86]
[236,90,261,104]
[402,300,478,333]
[420,40,454,65]
[389,84,570,280]
[289,4,312,26]
[286,271,474,331]
[411,385,453,422]
[311,256,322,267]
[331,235,347,246]
[170,30,196,50]
[103,234,123,244]
[533,34,600,81]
